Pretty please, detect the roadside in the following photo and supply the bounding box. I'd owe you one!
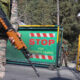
[3,62,80,80]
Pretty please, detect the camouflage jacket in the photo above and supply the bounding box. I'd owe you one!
[0,0,18,37]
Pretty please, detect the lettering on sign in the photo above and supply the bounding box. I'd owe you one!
[29,39,55,46]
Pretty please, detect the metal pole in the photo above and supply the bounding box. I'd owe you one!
[76,34,80,71]
[57,0,60,25]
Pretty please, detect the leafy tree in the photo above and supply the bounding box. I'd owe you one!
[18,0,80,61]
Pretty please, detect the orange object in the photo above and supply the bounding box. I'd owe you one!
[0,18,27,50]
[0,7,40,77]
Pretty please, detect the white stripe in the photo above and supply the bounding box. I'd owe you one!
[40,33,43,37]
[39,55,42,59]
[51,56,53,59]
[34,33,37,37]
[46,33,50,37]
[29,33,31,37]
[45,55,48,59]
[53,33,55,37]
[33,55,36,58]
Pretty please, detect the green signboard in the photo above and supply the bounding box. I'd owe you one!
[6,27,63,66]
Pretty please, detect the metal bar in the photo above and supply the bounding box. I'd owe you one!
[76,34,80,71]
[19,25,56,27]
[57,0,60,25]
[57,26,60,43]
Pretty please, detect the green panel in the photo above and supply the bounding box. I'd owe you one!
[6,29,58,65]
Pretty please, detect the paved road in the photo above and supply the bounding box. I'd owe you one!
[3,64,80,80]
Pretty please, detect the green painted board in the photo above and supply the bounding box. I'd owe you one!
[6,27,60,65]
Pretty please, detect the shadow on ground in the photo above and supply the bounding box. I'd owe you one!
[67,67,80,80]
[50,66,80,80]
[50,77,71,80]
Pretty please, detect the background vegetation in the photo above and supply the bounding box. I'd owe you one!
[17,0,80,61]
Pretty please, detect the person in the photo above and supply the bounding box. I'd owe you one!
[61,40,69,67]
[0,0,19,79]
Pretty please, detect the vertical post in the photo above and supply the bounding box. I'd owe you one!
[57,0,60,25]
[57,26,59,43]
[56,0,60,66]
[76,34,80,71]
[57,0,60,43]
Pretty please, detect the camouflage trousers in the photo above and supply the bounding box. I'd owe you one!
[0,37,7,79]
[61,51,68,67]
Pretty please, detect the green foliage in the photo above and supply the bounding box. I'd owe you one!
[18,0,80,61]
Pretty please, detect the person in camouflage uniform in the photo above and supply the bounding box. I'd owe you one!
[61,40,69,67]
[0,0,18,79]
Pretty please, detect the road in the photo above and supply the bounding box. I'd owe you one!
[3,63,80,80]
